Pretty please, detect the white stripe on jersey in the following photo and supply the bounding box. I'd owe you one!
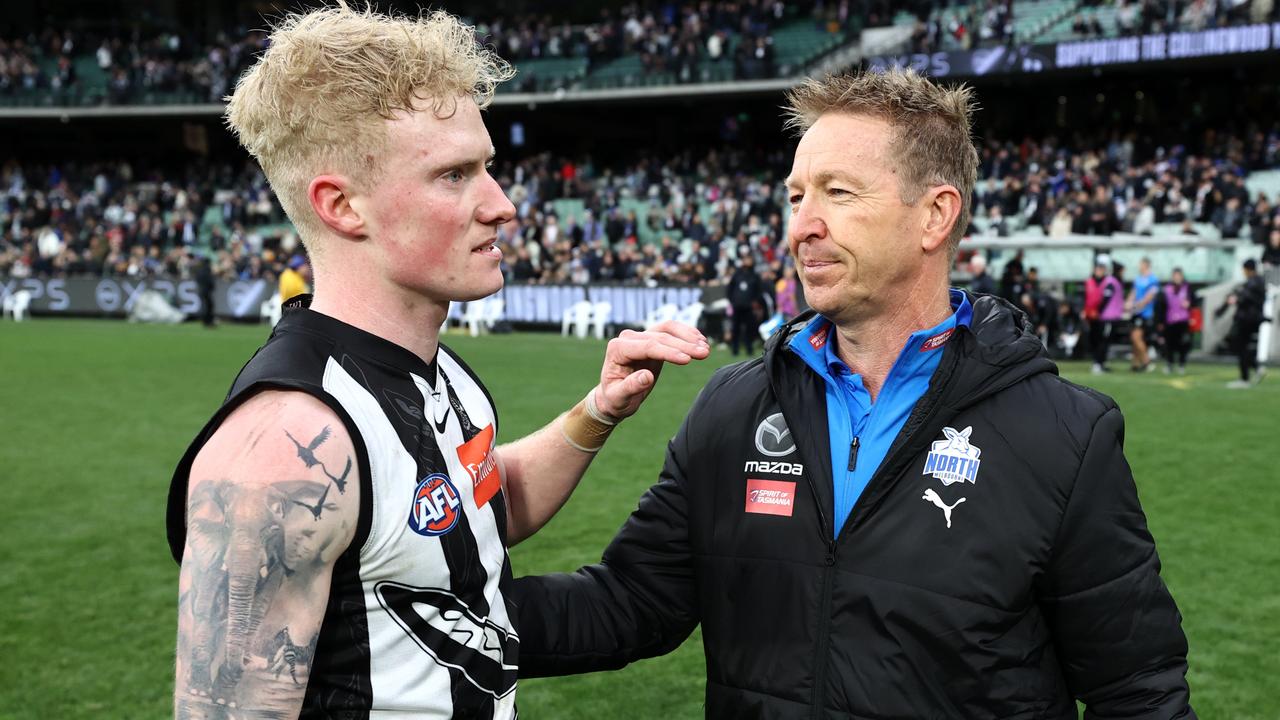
[321,356,516,719]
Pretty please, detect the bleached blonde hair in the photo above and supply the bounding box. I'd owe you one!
[225,2,514,247]
[784,69,979,257]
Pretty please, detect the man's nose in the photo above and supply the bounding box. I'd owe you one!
[479,173,516,225]
[788,197,827,245]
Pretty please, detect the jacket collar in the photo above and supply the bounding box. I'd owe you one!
[761,291,1055,539]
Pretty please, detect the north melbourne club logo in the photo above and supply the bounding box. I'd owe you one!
[754,412,796,457]
[923,426,982,486]
[409,474,462,536]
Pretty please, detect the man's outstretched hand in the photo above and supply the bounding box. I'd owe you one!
[594,321,711,420]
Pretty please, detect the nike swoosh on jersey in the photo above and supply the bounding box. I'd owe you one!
[432,400,451,434]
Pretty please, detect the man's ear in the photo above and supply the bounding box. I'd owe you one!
[308,175,365,239]
[921,184,962,254]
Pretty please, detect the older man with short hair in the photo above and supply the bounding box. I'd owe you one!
[511,69,1195,718]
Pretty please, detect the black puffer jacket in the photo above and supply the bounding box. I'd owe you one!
[511,294,1194,719]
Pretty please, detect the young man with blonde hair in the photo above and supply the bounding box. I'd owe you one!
[166,5,707,718]
[512,70,1195,718]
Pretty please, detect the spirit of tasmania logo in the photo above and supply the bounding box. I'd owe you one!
[923,426,982,486]
[745,478,796,517]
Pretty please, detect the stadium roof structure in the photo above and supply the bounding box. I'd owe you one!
[0,76,808,119]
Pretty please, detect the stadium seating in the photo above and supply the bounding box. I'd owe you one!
[503,56,589,93]
[769,21,846,76]
[260,292,282,327]
[590,301,613,339]
[642,302,679,329]
[1013,0,1081,43]
[462,298,507,336]
[1038,3,1120,43]
[561,299,593,337]
[3,289,32,321]
[675,300,705,329]
[1245,170,1280,202]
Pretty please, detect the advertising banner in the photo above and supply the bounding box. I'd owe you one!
[865,23,1280,78]
[0,276,273,319]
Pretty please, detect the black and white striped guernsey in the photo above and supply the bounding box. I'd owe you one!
[167,298,518,718]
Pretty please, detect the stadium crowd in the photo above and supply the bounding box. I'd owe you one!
[6,123,1280,285]
[970,126,1280,243]
[2,0,850,99]
[909,0,1279,54]
[478,0,819,83]
[0,28,268,103]
[8,1,1279,101]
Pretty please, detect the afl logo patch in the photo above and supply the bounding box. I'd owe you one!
[409,474,462,536]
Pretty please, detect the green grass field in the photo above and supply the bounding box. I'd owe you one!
[1,318,1276,718]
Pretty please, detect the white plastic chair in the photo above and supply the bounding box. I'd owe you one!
[590,301,612,339]
[465,299,489,337]
[440,302,453,334]
[260,292,282,327]
[482,298,505,334]
[642,303,679,330]
[5,290,32,321]
[561,300,594,337]
[758,312,784,341]
[675,301,704,330]
[1059,331,1080,358]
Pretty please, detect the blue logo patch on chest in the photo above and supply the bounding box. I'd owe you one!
[923,426,982,486]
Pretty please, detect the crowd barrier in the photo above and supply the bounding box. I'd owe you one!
[960,236,1261,284]
[0,276,715,326]
[448,284,710,326]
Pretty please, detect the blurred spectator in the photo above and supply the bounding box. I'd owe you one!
[1212,196,1246,238]
[1161,267,1193,374]
[1224,258,1267,387]
[775,265,802,319]
[1264,229,1280,267]
[1084,258,1125,374]
[279,255,311,302]
[968,253,996,295]
[727,255,764,356]
[1127,257,1160,371]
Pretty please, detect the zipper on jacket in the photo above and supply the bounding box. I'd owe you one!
[847,436,860,471]
[809,540,838,719]
[835,344,961,545]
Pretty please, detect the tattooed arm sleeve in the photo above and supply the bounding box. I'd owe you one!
[175,391,360,719]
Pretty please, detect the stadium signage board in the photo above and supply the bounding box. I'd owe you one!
[1,277,710,324]
[0,276,271,318]
[867,22,1280,78]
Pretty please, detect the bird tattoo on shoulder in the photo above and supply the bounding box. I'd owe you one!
[284,426,353,494]
[292,482,333,520]
[284,426,330,468]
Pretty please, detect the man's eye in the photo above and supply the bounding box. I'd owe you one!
[828,188,849,197]
[444,169,464,183]
[789,194,803,205]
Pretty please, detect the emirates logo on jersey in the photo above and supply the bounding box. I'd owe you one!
[458,424,501,508]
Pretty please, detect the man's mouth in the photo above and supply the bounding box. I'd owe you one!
[472,239,501,258]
